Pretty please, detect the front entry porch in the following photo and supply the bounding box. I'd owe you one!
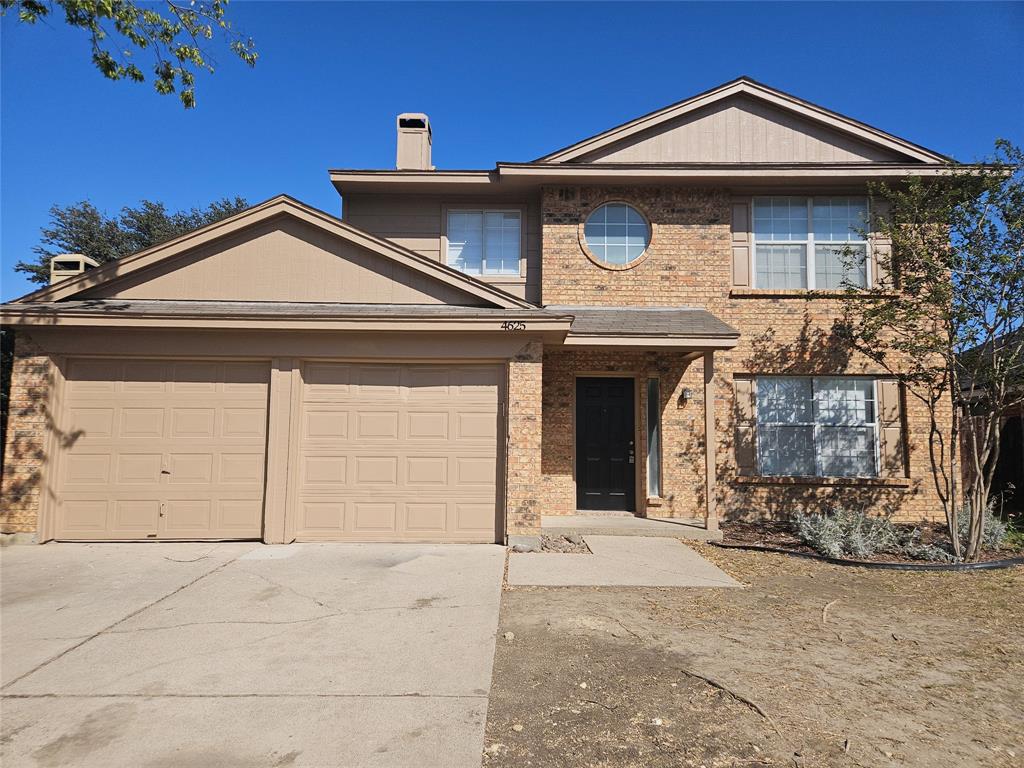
[538,315,737,534]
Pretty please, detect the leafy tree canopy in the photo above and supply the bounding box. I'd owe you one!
[15,196,250,284]
[2,0,257,108]
[840,139,1023,560]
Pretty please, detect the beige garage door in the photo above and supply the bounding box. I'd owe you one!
[294,362,501,542]
[54,358,269,540]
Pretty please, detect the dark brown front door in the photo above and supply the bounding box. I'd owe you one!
[576,377,636,512]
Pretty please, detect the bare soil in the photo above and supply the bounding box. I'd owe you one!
[483,545,1023,767]
[722,520,1023,564]
[537,535,591,554]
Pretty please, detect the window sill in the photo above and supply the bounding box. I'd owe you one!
[466,274,526,283]
[730,289,894,299]
[734,475,911,488]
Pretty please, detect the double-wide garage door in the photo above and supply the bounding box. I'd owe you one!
[53,358,501,542]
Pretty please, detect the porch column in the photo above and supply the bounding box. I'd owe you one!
[505,340,544,540]
[703,350,718,531]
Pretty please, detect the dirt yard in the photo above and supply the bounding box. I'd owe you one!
[483,545,1023,768]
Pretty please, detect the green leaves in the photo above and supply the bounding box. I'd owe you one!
[15,196,250,284]
[1,0,258,108]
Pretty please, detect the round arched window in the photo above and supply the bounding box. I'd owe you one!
[583,202,650,266]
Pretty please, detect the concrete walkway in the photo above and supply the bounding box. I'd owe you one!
[507,536,741,587]
[1,542,505,768]
[541,514,722,541]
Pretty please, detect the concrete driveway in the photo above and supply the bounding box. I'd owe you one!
[0,542,506,768]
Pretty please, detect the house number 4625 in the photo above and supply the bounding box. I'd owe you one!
[500,321,527,331]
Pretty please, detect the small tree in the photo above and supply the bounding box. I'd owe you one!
[840,141,1024,560]
[15,197,249,285]
[2,0,257,108]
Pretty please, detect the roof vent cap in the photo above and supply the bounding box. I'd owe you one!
[49,253,100,285]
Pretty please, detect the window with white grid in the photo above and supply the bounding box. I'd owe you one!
[813,197,868,289]
[756,376,878,477]
[753,197,869,290]
[446,210,521,275]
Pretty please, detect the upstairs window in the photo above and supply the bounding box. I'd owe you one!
[753,197,868,290]
[446,210,521,275]
[584,202,650,266]
[756,376,878,478]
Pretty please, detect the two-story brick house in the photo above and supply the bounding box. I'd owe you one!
[0,78,952,544]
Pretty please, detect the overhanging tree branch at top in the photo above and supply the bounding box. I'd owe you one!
[2,0,258,108]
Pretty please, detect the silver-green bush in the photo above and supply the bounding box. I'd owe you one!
[956,501,1009,550]
[794,508,900,559]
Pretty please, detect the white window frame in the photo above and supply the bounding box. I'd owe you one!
[751,196,871,290]
[444,208,523,277]
[754,376,880,478]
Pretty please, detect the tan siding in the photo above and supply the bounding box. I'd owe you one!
[579,96,902,164]
[81,217,486,306]
[344,193,542,305]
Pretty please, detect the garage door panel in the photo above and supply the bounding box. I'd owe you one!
[60,500,110,532]
[406,502,447,532]
[167,454,214,483]
[218,499,265,531]
[355,366,402,396]
[219,453,265,484]
[302,455,348,486]
[356,410,400,439]
[119,408,164,438]
[114,500,161,531]
[406,411,449,440]
[294,362,501,542]
[171,409,217,438]
[303,410,349,439]
[116,454,163,484]
[353,456,399,485]
[54,357,269,540]
[456,411,498,440]
[352,502,397,532]
[68,408,115,438]
[223,408,268,438]
[63,454,112,485]
[406,456,448,485]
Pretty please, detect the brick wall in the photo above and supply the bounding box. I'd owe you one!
[542,347,707,518]
[505,340,544,535]
[1,332,51,534]
[538,185,948,524]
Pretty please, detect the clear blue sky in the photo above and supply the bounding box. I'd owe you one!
[2,2,1022,300]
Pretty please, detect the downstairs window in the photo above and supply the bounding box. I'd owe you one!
[756,376,878,478]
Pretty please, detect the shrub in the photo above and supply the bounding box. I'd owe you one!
[956,501,1009,551]
[794,508,900,559]
[794,508,954,562]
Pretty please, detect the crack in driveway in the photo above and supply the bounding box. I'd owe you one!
[1,551,250,691]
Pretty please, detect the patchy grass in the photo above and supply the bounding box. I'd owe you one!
[484,545,1023,768]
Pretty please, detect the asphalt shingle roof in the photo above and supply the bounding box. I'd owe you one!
[549,305,739,339]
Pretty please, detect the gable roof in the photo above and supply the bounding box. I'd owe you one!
[14,195,532,310]
[535,76,951,165]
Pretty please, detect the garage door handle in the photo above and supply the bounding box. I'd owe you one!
[161,470,171,475]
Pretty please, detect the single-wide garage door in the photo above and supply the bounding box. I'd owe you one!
[54,358,269,540]
[294,362,501,542]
